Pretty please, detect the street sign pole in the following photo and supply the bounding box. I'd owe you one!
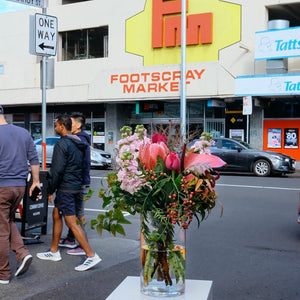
[180,0,187,142]
[30,11,57,169]
[41,6,47,170]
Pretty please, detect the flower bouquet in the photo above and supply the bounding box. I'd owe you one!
[92,125,226,297]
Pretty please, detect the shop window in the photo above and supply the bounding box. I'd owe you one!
[205,107,224,119]
[60,27,108,61]
[13,113,25,128]
[31,113,42,121]
[264,99,300,118]
[30,123,42,141]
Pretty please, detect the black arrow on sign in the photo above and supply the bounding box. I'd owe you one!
[39,43,54,50]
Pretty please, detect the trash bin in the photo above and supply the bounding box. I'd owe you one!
[20,170,49,239]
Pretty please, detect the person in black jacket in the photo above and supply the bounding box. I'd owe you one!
[59,112,91,255]
[36,114,101,271]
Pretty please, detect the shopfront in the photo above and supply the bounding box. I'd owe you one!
[262,98,300,160]
[3,104,108,151]
[236,22,300,160]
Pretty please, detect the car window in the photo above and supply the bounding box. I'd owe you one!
[47,138,59,146]
[238,140,254,149]
[221,140,238,150]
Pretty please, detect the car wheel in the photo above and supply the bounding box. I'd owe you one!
[253,159,271,177]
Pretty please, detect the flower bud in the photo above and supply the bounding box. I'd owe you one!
[165,152,180,170]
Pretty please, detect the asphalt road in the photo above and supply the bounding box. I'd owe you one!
[1,169,300,299]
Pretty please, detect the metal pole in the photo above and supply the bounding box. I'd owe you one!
[246,115,249,143]
[41,6,47,170]
[180,0,187,142]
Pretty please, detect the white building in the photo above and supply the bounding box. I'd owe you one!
[1,0,300,160]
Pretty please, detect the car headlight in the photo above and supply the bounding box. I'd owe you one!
[91,150,101,159]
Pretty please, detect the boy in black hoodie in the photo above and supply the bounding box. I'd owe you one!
[37,114,101,271]
[59,113,91,255]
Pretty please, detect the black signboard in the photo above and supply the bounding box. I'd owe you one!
[21,170,49,236]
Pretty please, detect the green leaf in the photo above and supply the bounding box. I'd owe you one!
[96,224,103,236]
[103,198,112,208]
[90,219,98,229]
[115,224,126,236]
[110,224,116,236]
[84,189,94,202]
[97,214,105,222]
[112,209,131,224]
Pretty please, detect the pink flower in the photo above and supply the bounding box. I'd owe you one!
[152,133,167,144]
[184,153,226,180]
[165,152,180,170]
[139,142,169,170]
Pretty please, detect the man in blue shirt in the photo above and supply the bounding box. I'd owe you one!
[0,105,41,284]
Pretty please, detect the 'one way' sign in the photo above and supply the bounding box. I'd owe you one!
[35,13,57,56]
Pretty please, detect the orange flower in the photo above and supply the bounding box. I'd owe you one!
[139,142,169,170]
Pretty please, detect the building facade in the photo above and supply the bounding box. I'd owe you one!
[1,0,300,159]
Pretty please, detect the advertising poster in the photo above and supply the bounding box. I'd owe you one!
[284,128,299,148]
[267,128,282,148]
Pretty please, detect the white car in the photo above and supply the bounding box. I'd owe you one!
[34,137,112,169]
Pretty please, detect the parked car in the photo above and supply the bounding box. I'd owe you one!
[34,137,112,169]
[189,137,296,177]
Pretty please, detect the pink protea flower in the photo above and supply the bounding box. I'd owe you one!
[139,142,169,170]
[184,153,226,180]
[165,152,180,170]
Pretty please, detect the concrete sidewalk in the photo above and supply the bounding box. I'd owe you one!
[1,234,140,300]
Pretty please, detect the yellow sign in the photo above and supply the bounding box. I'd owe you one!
[126,0,241,66]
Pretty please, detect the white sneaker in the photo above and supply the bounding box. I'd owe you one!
[75,253,102,271]
[36,250,62,261]
[15,254,33,276]
[0,279,9,284]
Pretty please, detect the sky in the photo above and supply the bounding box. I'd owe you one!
[0,0,30,13]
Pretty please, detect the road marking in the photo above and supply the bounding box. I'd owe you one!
[217,183,300,191]
[91,176,107,180]
[48,205,130,216]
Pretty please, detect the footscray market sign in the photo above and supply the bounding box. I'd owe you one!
[107,0,241,97]
[110,69,205,94]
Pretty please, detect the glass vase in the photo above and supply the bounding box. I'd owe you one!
[140,214,186,297]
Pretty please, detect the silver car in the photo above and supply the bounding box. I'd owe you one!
[34,136,112,169]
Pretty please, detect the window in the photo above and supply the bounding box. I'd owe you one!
[264,98,300,118]
[60,26,108,61]
[268,3,300,27]
[221,140,237,150]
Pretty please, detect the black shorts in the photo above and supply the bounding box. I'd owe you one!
[54,191,80,216]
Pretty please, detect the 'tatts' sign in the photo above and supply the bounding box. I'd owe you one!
[255,27,300,60]
[126,0,241,66]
